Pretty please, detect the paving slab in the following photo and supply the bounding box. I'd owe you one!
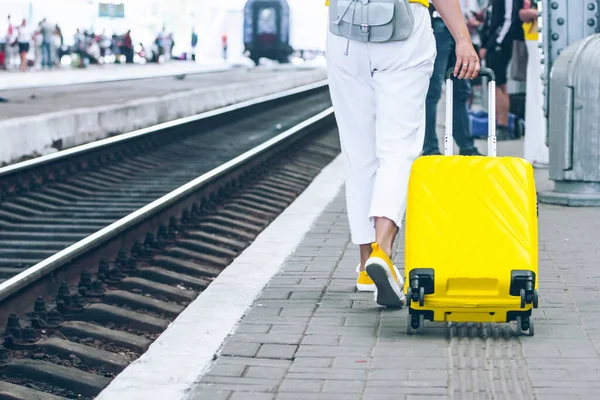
[189,125,600,399]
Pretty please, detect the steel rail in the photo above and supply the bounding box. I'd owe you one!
[0,107,335,305]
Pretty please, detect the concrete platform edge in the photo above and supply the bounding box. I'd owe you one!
[94,153,346,400]
[0,68,327,166]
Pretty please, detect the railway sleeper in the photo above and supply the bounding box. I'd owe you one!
[0,232,86,242]
[37,337,132,374]
[26,192,71,206]
[0,260,37,269]
[0,224,105,234]
[275,168,313,183]
[0,241,73,250]
[0,380,65,400]
[36,207,139,215]
[256,179,304,195]
[0,249,59,260]
[9,218,117,226]
[102,290,185,318]
[195,221,259,241]
[152,255,222,278]
[165,247,230,269]
[3,359,110,398]
[263,177,306,193]
[118,277,198,303]
[175,238,239,259]
[230,197,279,215]
[51,183,94,197]
[0,202,40,217]
[245,186,297,203]
[183,230,248,251]
[223,203,277,220]
[63,179,113,193]
[213,208,271,227]
[76,303,169,334]
[240,193,289,209]
[137,267,210,292]
[59,321,151,353]
[0,210,27,224]
[267,171,310,187]
[205,214,266,233]
[292,158,327,172]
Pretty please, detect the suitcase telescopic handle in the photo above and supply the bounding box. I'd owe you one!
[444,67,497,157]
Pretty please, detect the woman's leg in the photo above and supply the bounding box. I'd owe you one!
[365,4,437,307]
[496,84,510,126]
[19,50,26,71]
[326,30,378,291]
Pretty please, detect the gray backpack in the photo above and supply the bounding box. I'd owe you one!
[329,0,415,54]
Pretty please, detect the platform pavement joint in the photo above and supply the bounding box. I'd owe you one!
[184,182,600,400]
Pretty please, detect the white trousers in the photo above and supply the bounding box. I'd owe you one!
[524,39,549,164]
[326,4,436,245]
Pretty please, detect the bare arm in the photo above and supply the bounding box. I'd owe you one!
[431,0,480,79]
[519,8,537,22]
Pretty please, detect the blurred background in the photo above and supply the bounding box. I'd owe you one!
[0,0,328,67]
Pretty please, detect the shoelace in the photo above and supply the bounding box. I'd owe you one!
[332,0,360,55]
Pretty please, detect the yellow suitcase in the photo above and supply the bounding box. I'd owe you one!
[404,68,539,336]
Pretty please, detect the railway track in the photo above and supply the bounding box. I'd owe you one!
[0,82,340,399]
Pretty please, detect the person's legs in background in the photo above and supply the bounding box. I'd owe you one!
[448,45,481,155]
[423,19,453,156]
[41,41,52,69]
[424,19,481,156]
[486,40,514,140]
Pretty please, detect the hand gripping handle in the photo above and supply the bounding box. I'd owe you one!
[444,67,497,157]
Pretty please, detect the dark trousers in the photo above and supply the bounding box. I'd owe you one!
[423,18,477,155]
[41,41,52,68]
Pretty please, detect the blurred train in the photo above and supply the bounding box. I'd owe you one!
[243,0,294,65]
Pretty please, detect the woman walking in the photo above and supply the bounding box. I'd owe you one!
[325,0,480,307]
[15,19,31,71]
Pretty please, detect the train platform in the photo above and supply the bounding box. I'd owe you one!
[0,65,327,166]
[0,60,230,91]
[96,132,600,400]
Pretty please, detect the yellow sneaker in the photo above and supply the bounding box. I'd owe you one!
[365,243,405,308]
[356,264,375,292]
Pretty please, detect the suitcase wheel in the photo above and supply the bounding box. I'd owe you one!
[406,287,425,307]
[516,315,534,337]
[520,288,539,309]
[406,313,425,335]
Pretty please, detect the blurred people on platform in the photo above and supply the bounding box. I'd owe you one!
[478,0,521,140]
[0,15,9,69]
[38,18,55,69]
[15,19,31,71]
[98,29,110,59]
[422,1,483,156]
[123,30,134,63]
[221,33,228,61]
[191,29,198,61]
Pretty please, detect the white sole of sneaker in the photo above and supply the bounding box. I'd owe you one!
[366,257,405,308]
[355,264,376,292]
[356,283,376,292]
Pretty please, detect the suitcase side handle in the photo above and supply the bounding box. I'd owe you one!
[444,67,497,157]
